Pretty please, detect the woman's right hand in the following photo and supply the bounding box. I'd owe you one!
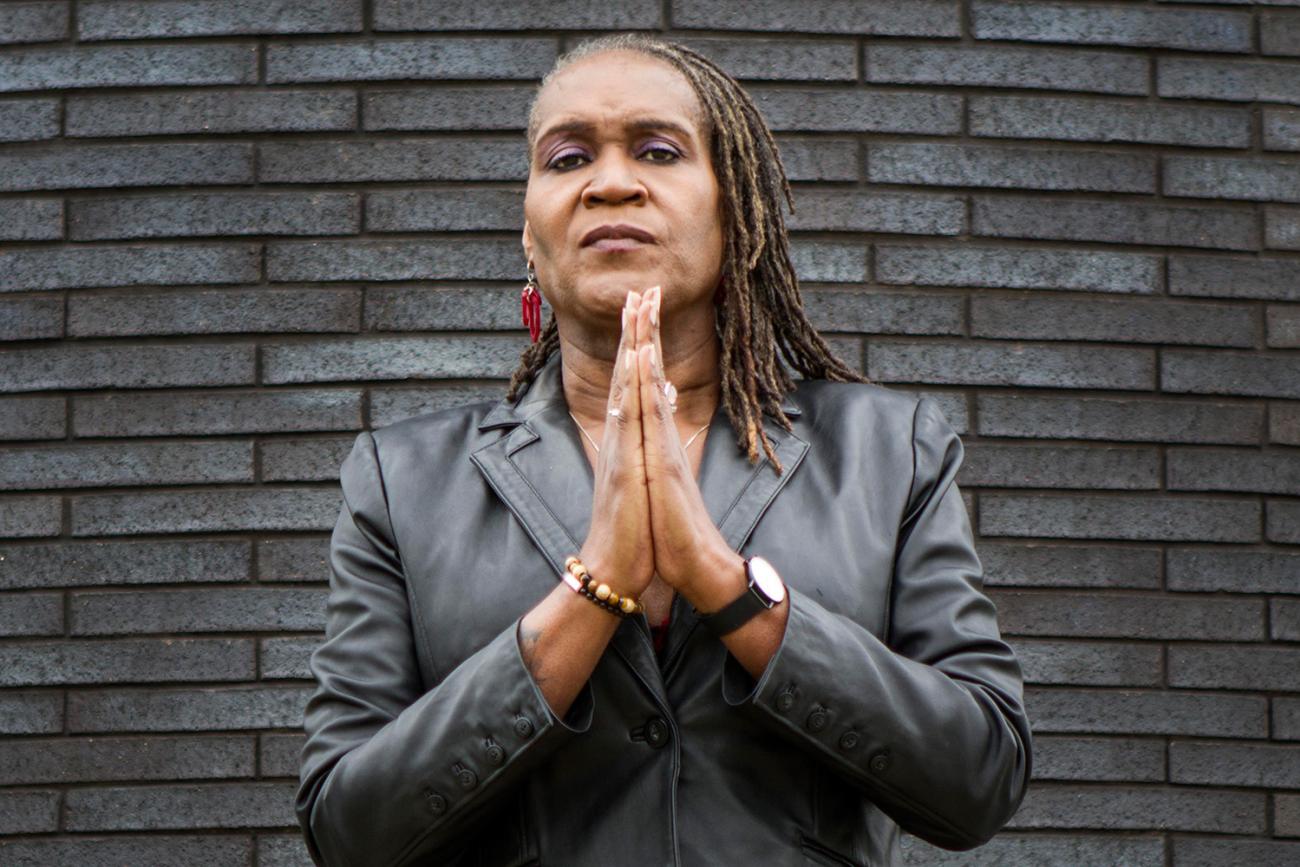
[577,289,655,599]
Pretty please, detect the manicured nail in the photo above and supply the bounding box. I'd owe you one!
[650,295,658,327]
[622,307,627,330]
[648,344,656,366]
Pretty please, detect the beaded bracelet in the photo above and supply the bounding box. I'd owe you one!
[562,555,644,618]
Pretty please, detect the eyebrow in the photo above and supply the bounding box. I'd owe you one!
[535,116,697,150]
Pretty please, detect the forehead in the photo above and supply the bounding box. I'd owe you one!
[532,50,707,145]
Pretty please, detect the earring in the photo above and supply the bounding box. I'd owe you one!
[521,261,542,343]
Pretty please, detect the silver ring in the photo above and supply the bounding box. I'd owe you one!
[607,407,622,418]
[661,380,678,413]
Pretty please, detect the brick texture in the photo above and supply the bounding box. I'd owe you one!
[0,5,1295,866]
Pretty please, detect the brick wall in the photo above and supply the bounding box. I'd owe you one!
[0,1,1297,865]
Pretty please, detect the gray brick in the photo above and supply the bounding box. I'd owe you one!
[0,142,253,193]
[0,836,252,867]
[1275,599,1300,641]
[69,288,361,337]
[0,97,59,142]
[1171,740,1300,788]
[871,142,1155,193]
[69,192,360,241]
[0,197,62,240]
[370,384,508,428]
[0,396,65,441]
[1172,839,1300,867]
[974,196,1256,250]
[260,437,354,482]
[774,137,859,181]
[0,734,252,785]
[0,344,255,393]
[972,1,1250,52]
[259,636,315,679]
[78,0,362,40]
[1278,698,1300,740]
[266,37,554,84]
[1168,447,1300,494]
[0,295,63,341]
[1170,254,1300,301]
[962,442,1159,490]
[994,591,1262,641]
[981,493,1259,542]
[674,0,960,36]
[901,833,1164,867]
[261,334,523,384]
[1031,734,1165,782]
[256,538,329,583]
[790,190,965,235]
[259,138,525,184]
[64,781,295,831]
[978,394,1262,445]
[375,0,656,29]
[1010,784,1264,834]
[0,540,250,590]
[972,295,1254,348]
[258,835,312,867]
[70,488,341,536]
[360,283,529,333]
[671,37,859,81]
[1014,638,1163,687]
[67,89,356,137]
[0,791,59,835]
[1170,645,1300,692]
[970,94,1250,148]
[1159,57,1300,105]
[804,289,964,335]
[868,44,1147,95]
[1268,304,1300,347]
[1278,794,1300,837]
[1029,687,1267,737]
[70,588,326,635]
[752,88,961,133]
[0,692,62,735]
[0,2,69,45]
[0,638,253,686]
[1273,402,1300,446]
[978,541,1162,589]
[0,44,257,93]
[791,241,870,282]
[268,238,521,282]
[0,496,61,537]
[68,685,309,732]
[74,389,362,438]
[1163,349,1300,399]
[1265,108,1300,150]
[868,341,1154,390]
[259,732,305,777]
[1168,548,1300,595]
[1166,155,1300,204]
[1263,10,1300,56]
[365,85,534,132]
[0,592,62,637]
[0,440,252,491]
[1267,206,1300,249]
[1269,499,1300,543]
[876,244,1160,293]
[0,242,260,291]
[366,188,523,232]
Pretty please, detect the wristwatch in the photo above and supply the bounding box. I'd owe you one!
[695,555,786,638]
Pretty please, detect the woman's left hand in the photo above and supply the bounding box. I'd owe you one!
[630,286,734,596]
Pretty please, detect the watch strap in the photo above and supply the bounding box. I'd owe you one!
[697,587,768,637]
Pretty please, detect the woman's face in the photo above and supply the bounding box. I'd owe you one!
[522,49,724,331]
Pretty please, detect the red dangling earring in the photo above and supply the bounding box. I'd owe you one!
[521,261,542,343]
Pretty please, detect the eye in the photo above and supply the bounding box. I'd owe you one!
[547,148,587,171]
[640,143,681,162]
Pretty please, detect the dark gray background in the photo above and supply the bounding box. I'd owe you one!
[0,1,1298,865]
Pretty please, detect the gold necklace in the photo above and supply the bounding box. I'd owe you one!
[569,410,709,455]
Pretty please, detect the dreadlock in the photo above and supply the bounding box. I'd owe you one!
[506,33,869,474]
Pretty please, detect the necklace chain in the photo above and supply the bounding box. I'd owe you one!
[569,410,709,455]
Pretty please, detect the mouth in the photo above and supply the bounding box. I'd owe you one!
[581,223,656,250]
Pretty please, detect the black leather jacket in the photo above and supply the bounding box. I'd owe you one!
[296,353,1032,867]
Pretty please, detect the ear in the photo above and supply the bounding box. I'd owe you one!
[521,219,533,264]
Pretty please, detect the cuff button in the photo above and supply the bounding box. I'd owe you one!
[806,706,829,732]
[838,731,860,751]
[424,790,447,815]
[869,750,892,773]
[484,739,506,766]
[456,768,478,790]
[774,684,798,712]
[513,716,534,738]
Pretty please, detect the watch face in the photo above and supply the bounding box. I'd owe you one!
[748,556,786,604]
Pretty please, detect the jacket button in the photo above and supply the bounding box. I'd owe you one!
[775,685,798,712]
[839,731,861,751]
[484,739,506,766]
[456,767,478,790]
[806,706,829,732]
[644,716,670,748]
[869,750,892,773]
[513,716,534,738]
[424,790,447,815]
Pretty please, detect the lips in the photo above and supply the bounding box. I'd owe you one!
[581,224,655,247]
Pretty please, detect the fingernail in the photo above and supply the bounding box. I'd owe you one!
[650,297,658,327]
[622,308,627,330]
[648,344,656,366]
[626,348,635,369]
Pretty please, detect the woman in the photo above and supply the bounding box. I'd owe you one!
[297,33,1031,867]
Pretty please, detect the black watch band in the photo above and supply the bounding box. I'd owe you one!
[695,556,785,638]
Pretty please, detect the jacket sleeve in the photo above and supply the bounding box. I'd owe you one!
[719,396,1032,850]
[296,430,595,867]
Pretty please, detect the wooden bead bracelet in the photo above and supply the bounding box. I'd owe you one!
[562,555,644,618]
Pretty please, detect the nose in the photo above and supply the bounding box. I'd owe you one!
[582,148,646,207]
